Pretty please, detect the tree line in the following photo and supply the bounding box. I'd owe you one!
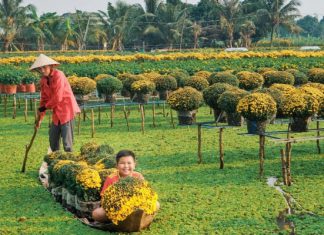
[0,0,323,52]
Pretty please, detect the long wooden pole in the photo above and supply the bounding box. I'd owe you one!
[4,95,7,117]
[24,98,28,122]
[91,108,95,138]
[259,135,264,178]
[152,102,156,127]
[280,149,288,185]
[123,105,130,131]
[83,108,86,122]
[12,95,16,119]
[219,128,224,169]
[197,124,202,164]
[317,121,321,154]
[286,142,292,186]
[98,106,101,125]
[34,99,37,121]
[77,113,81,135]
[110,105,115,128]
[140,104,145,134]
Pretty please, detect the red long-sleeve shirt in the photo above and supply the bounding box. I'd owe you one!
[39,69,80,125]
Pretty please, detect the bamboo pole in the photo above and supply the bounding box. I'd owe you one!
[24,98,28,122]
[98,106,101,125]
[18,97,21,109]
[140,104,145,134]
[259,135,264,178]
[170,108,175,129]
[162,102,166,117]
[21,127,38,173]
[34,99,37,121]
[77,113,81,135]
[12,95,16,119]
[29,98,33,111]
[197,124,202,164]
[317,121,321,154]
[219,128,224,169]
[286,142,292,186]
[110,105,115,128]
[280,149,288,185]
[123,106,130,131]
[152,102,156,127]
[4,95,7,117]
[83,108,86,122]
[91,108,95,138]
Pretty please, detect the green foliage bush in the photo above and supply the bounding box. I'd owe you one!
[208,72,239,86]
[203,83,236,109]
[154,75,177,91]
[184,76,209,91]
[263,71,294,87]
[285,69,308,85]
[218,88,248,113]
[96,77,123,95]
[168,70,190,87]
[308,68,324,84]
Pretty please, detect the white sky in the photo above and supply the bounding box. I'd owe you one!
[23,0,324,19]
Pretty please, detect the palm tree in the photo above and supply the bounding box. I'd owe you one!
[53,16,78,51]
[217,0,242,48]
[255,0,301,46]
[192,21,202,49]
[22,11,58,50]
[0,0,35,52]
[240,20,256,47]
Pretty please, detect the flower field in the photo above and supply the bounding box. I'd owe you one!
[0,50,323,234]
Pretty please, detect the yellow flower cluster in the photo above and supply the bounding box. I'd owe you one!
[1,50,324,64]
[194,71,212,80]
[101,177,158,225]
[237,93,277,121]
[167,87,203,111]
[94,74,113,82]
[269,84,296,94]
[53,160,74,172]
[76,168,102,190]
[68,76,96,95]
[281,90,319,117]
[141,72,161,82]
[131,80,155,94]
[237,71,264,90]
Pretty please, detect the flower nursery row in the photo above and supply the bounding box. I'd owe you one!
[1,50,324,65]
[45,141,158,228]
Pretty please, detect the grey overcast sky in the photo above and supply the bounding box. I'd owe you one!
[23,0,324,19]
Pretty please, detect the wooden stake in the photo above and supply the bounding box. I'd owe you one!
[4,95,7,117]
[259,135,264,178]
[83,108,86,122]
[152,102,156,127]
[24,98,28,122]
[219,128,224,169]
[140,104,145,134]
[21,127,38,173]
[286,142,292,186]
[29,98,33,111]
[317,121,321,154]
[162,102,166,117]
[77,113,81,135]
[12,95,16,119]
[34,99,37,121]
[123,106,130,131]
[98,106,101,125]
[170,108,175,128]
[110,105,115,128]
[18,97,21,109]
[280,149,288,185]
[197,124,202,164]
[91,108,95,138]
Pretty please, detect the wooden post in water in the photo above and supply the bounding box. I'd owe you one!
[317,121,321,154]
[77,113,81,135]
[280,149,288,185]
[123,105,130,131]
[12,95,17,119]
[170,108,175,128]
[24,98,28,122]
[140,104,145,134]
[91,108,95,138]
[152,102,156,127]
[110,105,115,128]
[197,124,202,164]
[219,128,224,169]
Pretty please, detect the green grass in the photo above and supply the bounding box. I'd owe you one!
[0,99,323,234]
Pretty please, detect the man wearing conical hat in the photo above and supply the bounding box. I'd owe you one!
[30,54,80,152]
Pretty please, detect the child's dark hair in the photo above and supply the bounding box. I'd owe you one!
[116,150,136,163]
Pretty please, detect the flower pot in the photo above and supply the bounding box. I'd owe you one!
[75,94,89,105]
[104,94,117,103]
[290,116,311,132]
[246,119,267,135]
[213,108,226,123]
[158,90,169,100]
[25,83,36,93]
[226,112,244,126]
[17,84,26,93]
[3,84,17,94]
[177,110,197,125]
[133,93,150,104]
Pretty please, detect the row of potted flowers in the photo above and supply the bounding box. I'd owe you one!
[0,69,39,94]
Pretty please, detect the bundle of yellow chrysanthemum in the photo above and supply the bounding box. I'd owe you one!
[101,177,158,225]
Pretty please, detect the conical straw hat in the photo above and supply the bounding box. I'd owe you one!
[29,54,60,70]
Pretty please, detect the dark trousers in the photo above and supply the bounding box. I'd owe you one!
[49,119,74,152]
